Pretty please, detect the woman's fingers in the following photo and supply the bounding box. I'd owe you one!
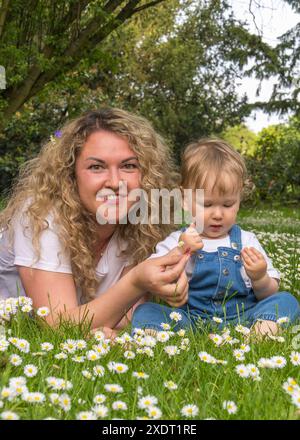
[160,253,190,283]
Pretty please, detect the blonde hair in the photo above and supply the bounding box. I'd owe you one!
[0,108,179,301]
[181,138,251,198]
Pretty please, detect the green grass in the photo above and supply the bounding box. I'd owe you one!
[0,206,300,420]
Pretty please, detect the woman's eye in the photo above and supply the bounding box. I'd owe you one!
[122,163,138,170]
[88,164,104,170]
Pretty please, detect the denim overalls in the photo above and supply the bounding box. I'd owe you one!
[131,225,300,332]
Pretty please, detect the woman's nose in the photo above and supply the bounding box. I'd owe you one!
[104,168,121,189]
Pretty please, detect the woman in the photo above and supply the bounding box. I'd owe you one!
[0,108,189,333]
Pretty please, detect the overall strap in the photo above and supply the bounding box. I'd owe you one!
[229,224,242,251]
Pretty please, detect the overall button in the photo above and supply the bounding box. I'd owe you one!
[221,251,228,257]
[231,242,238,250]
[197,254,204,259]
[214,300,222,305]
[222,268,229,276]
[234,255,240,261]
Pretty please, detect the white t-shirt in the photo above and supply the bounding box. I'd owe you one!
[150,229,280,288]
[0,209,130,304]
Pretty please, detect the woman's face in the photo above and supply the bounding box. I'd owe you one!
[75,130,142,225]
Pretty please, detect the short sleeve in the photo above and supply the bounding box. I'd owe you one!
[242,231,281,280]
[13,211,72,274]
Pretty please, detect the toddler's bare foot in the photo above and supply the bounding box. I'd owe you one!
[248,319,280,342]
[144,328,158,337]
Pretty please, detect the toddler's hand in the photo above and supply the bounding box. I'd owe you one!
[178,223,204,254]
[241,247,267,281]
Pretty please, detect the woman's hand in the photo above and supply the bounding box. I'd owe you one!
[130,251,190,307]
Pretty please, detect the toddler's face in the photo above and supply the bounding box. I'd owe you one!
[200,188,240,239]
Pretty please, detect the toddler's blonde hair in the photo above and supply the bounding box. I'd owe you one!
[181,138,252,199]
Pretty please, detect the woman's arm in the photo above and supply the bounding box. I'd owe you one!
[18,251,189,329]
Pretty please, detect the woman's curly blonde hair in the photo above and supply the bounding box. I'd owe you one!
[0,108,180,301]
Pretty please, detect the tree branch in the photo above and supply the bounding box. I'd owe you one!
[0,0,10,40]
[131,0,166,14]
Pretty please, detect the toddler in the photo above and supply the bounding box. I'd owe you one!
[131,138,300,337]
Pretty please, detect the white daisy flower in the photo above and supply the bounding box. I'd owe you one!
[86,350,100,361]
[239,344,250,353]
[82,370,93,379]
[164,345,180,356]
[59,394,71,412]
[198,351,216,364]
[290,351,300,366]
[93,330,106,341]
[1,387,16,400]
[276,317,290,325]
[181,404,199,417]
[15,339,30,353]
[72,355,86,363]
[138,395,158,409]
[146,406,162,419]
[233,350,245,361]
[92,404,109,418]
[41,342,54,351]
[104,384,124,393]
[132,372,149,380]
[24,364,38,377]
[1,410,20,420]
[21,304,32,313]
[223,400,238,414]
[257,358,274,368]
[36,307,50,317]
[54,352,68,360]
[22,392,45,403]
[76,340,87,350]
[124,351,136,359]
[169,311,182,322]
[164,381,178,390]
[282,378,300,396]
[235,324,250,335]
[177,329,186,337]
[291,393,300,409]
[270,356,287,369]
[9,354,22,366]
[93,365,105,377]
[93,394,106,404]
[210,334,223,346]
[247,364,260,378]
[49,393,60,405]
[76,411,97,420]
[112,401,128,411]
[235,364,250,378]
[156,331,170,343]
[107,362,128,374]
[160,323,171,330]
[212,317,223,324]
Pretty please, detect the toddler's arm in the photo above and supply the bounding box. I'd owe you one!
[241,247,279,300]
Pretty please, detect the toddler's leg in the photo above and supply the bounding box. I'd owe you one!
[131,302,192,335]
[248,292,300,338]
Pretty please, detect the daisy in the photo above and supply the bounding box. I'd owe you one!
[24,364,38,377]
[36,306,50,317]
[49,393,60,405]
[76,411,97,420]
[164,345,180,356]
[169,311,182,322]
[181,404,199,417]
[233,350,245,361]
[1,387,15,400]
[257,358,274,368]
[1,411,20,420]
[282,378,300,396]
[223,400,237,414]
[41,342,54,351]
[290,351,300,366]
[82,370,93,379]
[138,395,158,409]
[291,393,300,409]
[112,401,128,411]
[104,384,124,393]
[235,364,250,378]
[140,347,154,357]
[9,354,22,366]
[210,334,223,346]
[133,328,145,336]
[107,362,128,374]
[164,381,178,390]
[23,392,45,403]
[86,350,100,361]
[198,351,216,364]
[15,339,30,353]
[133,372,149,380]
[93,365,105,377]
[235,324,250,335]
[146,406,162,419]
[92,404,109,418]
[76,340,87,350]
[247,364,260,378]
[276,317,290,325]
[177,329,186,337]
[72,355,86,363]
[94,394,106,404]
[9,376,27,388]
[13,384,28,396]
[21,304,32,313]
[270,356,287,369]
[141,335,157,348]
[54,352,68,360]
[156,331,170,343]
[93,330,106,341]
[0,339,9,352]
[239,344,250,353]
[160,323,171,330]
[212,317,223,324]
[124,350,136,359]
[59,394,71,412]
